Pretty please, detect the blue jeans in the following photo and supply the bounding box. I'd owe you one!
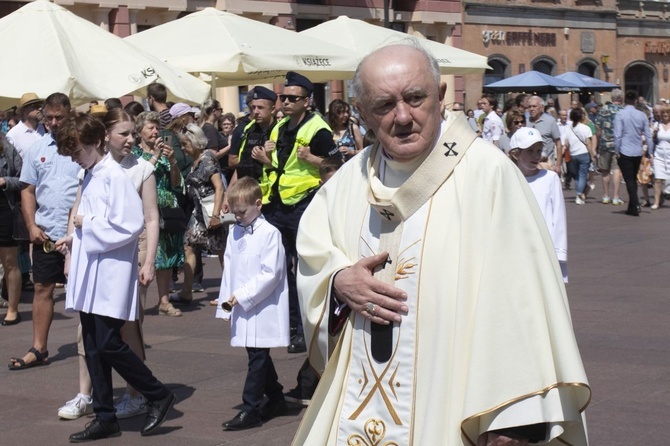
[572,153,591,195]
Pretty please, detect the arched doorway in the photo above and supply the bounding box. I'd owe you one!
[484,57,509,85]
[625,62,656,104]
[484,56,510,110]
[532,57,556,75]
[576,58,599,105]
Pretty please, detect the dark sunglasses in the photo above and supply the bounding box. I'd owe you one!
[279,94,306,103]
[513,120,525,125]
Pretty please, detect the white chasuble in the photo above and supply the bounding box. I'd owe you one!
[294,114,590,446]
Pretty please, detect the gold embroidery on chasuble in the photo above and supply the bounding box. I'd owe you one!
[347,418,400,446]
[336,203,427,446]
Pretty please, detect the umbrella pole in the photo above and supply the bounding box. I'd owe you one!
[211,72,216,100]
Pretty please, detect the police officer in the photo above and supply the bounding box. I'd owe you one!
[258,72,338,355]
[229,86,279,184]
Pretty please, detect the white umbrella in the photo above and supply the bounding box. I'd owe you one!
[0,0,210,109]
[124,8,359,86]
[300,16,490,75]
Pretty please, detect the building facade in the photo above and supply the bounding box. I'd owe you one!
[1,0,668,112]
[0,0,462,113]
[462,0,670,109]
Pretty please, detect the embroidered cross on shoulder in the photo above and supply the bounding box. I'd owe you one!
[379,209,395,220]
[443,141,458,157]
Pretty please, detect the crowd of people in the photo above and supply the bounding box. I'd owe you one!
[8,41,656,444]
[0,70,359,441]
[456,88,667,216]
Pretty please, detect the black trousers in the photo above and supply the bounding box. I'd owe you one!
[242,348,283,414]
[80,312,169,422]
[263,195,313,336]
[617,154,642,212]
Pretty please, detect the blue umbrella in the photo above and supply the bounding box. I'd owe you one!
[484,71,580,94]
[555,72,619,92]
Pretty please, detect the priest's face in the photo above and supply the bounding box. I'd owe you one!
[106,121,136,161]
[357,46,445,162]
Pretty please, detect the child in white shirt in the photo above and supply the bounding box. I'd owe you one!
[509,127,568,283]
[216,177,289,430]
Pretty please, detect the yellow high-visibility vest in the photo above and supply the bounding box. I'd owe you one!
[260,114,331,205]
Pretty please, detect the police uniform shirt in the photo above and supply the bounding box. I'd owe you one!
[276,113,338,170]
[237,119,277,181]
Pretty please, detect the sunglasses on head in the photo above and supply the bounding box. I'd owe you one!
[279,94,306,103]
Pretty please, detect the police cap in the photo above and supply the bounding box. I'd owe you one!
[284,71,313,95]
[250,86,278,103]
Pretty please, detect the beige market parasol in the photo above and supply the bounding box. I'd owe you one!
[300,16,490,75]
[0,0,209,110]
[123,8,359,86]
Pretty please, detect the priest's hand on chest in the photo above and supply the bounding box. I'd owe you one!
[332,252,408,325]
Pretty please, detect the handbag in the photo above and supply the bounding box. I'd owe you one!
[637,156,653,185]
[158,207,188,233]
[199,192,218,229]
[198,190,235,228]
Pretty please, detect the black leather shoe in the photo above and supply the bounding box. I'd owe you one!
[260,398,287,421]
[69,418,121,443]
[625,208,640,216]
[287,335,306,354]
[140,392,176,436]
[222,410,262,430]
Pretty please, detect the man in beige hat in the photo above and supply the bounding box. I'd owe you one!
[6,92,46,158]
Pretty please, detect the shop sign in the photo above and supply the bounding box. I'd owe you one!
[482,30,557,47]
[645,42,670,56]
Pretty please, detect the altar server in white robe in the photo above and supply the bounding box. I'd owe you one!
[55,115,176,442]
[294,42,590,446]
[509,127,568,283]
[216,177,290,431]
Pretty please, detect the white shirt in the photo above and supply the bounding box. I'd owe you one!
[564,123,592,156]
[482,111,504,144]
[557,120,571,146]
[5,120,46,158]
[119,154,154,191]
[526,169,568,282]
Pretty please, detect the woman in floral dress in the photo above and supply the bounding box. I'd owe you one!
[132,112,185,317]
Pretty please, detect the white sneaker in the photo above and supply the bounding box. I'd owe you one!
[114,393,147,419]
[58,394,93,420]
[575,196,585,205]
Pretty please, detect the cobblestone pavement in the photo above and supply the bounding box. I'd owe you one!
[0,182,667,445]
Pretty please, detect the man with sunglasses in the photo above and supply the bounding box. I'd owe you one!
[6,92,46,159]
[257,71,337,404]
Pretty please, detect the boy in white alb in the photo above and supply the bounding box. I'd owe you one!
[216,177,289,430]
[509,127,568,282]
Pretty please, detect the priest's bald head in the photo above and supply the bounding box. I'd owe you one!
[352,42,446,163]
